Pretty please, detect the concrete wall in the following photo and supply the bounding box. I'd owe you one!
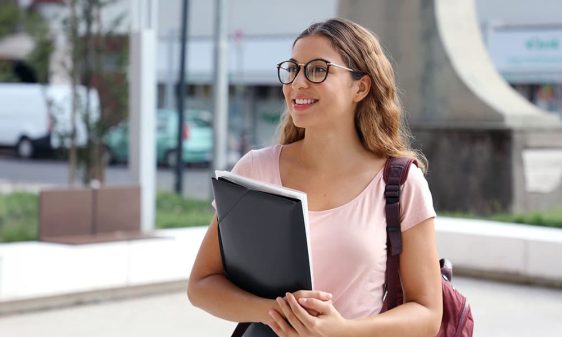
[414,128,513,214]
[415,128,562,214]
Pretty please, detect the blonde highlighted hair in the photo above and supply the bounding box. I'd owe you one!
[277,18,427,171]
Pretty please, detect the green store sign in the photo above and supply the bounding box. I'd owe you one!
[526,37,560,50]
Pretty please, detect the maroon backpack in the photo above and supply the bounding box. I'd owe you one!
[381,157,474,337]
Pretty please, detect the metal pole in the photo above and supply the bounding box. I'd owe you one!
[212,0,229,174]
[165,31,176,109]
[175,0,189,194]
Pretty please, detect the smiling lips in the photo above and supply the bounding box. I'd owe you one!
[292,98,319,111]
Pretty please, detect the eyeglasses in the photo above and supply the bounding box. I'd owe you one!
[276,58,364,85]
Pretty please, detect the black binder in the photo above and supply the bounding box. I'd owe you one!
[211,173,313,337]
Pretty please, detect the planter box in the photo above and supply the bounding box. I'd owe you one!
[39,185,152,244]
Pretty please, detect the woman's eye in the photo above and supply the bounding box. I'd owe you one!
[287,66,298,73]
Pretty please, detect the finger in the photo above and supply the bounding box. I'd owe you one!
[291,291,322,316]
[305,307,320,317]
[294,290,333,301]
[286,292,316,329]
[299,297,333,315]
[268,309,290,337]
[277,296,305,334]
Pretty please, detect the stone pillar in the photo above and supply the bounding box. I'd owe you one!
[339,0,562,214]
[129,0,157,231]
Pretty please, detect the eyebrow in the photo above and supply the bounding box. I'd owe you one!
[287,57,330,64]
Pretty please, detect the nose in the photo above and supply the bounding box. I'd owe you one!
[291,67,309,89]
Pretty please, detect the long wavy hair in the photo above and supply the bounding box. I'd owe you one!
[277,18,427,171]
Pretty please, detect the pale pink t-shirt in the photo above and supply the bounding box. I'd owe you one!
[222,144,436,320]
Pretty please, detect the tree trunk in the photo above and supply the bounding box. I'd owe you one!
[68,0,78,186]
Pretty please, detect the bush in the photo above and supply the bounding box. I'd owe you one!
[490,207,562,228]
[440,206,562,229]
[155,192,214,229]
[0,191,214,242]
[0,192,39,242]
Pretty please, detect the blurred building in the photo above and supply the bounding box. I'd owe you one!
[476,0,562,119]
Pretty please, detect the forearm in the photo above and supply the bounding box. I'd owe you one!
[187,273,275,324]
[345,302,441,337]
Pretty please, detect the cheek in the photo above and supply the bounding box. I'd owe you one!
[325,83,354,106]
[282,86,291,102]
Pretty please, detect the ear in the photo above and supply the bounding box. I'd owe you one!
[352,75,371,103]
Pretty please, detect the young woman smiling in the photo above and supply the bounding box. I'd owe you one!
[188,18,443,337]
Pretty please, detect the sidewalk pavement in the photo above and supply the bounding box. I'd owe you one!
[1,217,562,315]
[1,276,562,337]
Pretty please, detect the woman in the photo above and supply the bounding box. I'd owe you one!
[188,18,443,337]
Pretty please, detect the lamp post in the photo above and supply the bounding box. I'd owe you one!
[175,0,189,194]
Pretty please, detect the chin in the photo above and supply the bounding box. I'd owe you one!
[290,112,312,129]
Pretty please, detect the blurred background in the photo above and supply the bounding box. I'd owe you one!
[0,0,561,336]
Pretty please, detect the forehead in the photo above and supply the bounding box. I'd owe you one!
[291,35,344,64]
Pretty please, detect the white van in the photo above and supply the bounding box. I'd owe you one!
[0,83,100,158]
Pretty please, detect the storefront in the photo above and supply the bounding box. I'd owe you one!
[155,34,292,148]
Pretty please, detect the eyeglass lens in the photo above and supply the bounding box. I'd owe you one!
[278,60,329,84]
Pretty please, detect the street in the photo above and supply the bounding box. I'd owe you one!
[0,276,561,337]
[0,154,214,200]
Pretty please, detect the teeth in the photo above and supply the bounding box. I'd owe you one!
[295,98,316,105]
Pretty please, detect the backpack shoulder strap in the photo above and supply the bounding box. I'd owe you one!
[382,157,417,311]
[383,157,418,256]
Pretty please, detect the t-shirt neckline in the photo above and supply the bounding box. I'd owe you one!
[274,143,384,214]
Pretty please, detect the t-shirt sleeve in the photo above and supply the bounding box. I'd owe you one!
[230,150,254,178]
[400,164,436,232]
[211,150,254,210]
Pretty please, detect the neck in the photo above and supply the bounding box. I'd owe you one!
[297,122,374,174]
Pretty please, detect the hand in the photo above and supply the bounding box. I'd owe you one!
[261,291,331,325]
[290,290,333,317]
[267,292,348,337]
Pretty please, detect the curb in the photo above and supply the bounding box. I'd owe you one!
[0,279,187,317]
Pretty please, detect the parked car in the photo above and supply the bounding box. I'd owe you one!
[104,109,213,167]
[0,83,99,158]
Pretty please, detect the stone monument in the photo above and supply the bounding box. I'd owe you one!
[339,0,562,214]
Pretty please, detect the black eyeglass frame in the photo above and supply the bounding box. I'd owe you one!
[276,58,365,85]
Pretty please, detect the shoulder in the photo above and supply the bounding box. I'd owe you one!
[405,163,427,186]
[401,162,432,197]
[230,144,281,179]
[249,144,282,162]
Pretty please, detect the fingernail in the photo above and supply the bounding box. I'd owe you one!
[299,298,307,304]
[327,293,333,299]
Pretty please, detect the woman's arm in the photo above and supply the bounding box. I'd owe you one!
[187,214,276,324]
[346,217,443,337]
